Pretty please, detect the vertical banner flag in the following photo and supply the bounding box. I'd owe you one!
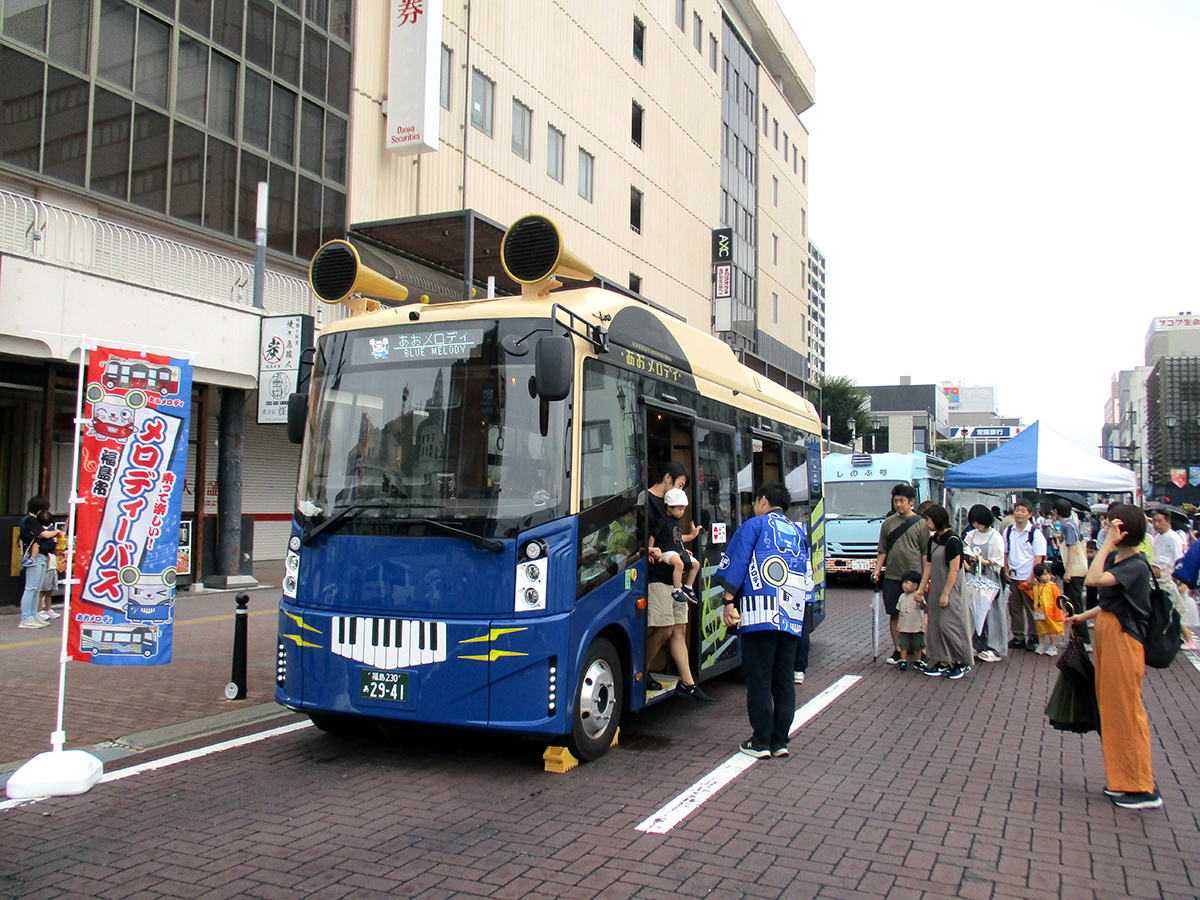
[385,0,444,156]
[67,348,193,665]
[1171,468,1188,490]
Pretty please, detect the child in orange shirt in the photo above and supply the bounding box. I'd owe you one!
[1031,562,1064,656]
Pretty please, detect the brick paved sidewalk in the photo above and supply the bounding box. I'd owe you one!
[2,583,1198,900]
[1,562,290,773]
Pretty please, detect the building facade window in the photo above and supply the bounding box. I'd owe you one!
[511,98,531,161]
[440,45,452,110]
[631,101,643,148]
[772,176,778,207]
[630,186,642,233]
[801,207,807,236]
[0,0,351,260]
[633,17,644,64]
[783,132,788,159]
[772,291,778,324]
[709,34,718,71]
[630,273,641,293]
[470,68,493,136]
[773,119,778,149]
[762,103,768,135]
[675,0,685,31]
[547,125,564,182]
[772,233,778,264]
[801,155,806,183]
[693,12,702,52]
[578,147,593,202]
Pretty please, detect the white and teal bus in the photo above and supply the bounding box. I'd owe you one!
[275,215,825,760]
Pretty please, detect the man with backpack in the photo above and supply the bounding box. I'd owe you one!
[1003,499,1047,651]
[871,484,931,665]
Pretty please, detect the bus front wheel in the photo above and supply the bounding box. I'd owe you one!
[567,637,622,762]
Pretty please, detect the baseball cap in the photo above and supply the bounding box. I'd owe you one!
[664,488,688,508]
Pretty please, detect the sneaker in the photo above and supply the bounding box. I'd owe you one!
[912,659,927,671]
[18,618,49,629]
[947,665,968,680]
[1033,644,1046,655]
[1111,791,1163,810]
[1044,645,1057,657]
[44,609,61,619]
[682,585,699,604]
[1008,638,1024,649]
[675,682,715,704]
[770,744,790,758]
[671,588,688,604]
[978,650,1001,663]
[1025,639,1039,652]
[793,671,805,684]
[645,675,664,692]
[738,740,770,759]
[886,650,902,665]
[924,663,949,677]
[37,611,51,621]
[1103,787,1122,798]
[897,660,907,671]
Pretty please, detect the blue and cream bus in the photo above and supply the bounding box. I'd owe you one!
[275,215,824,760]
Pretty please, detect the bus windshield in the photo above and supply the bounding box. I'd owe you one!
[296,319,566,537]
[825,480,895,520]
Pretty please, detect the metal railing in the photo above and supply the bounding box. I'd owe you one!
[0,188,328,322]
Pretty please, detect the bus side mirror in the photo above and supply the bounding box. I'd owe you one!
[534,336,572,401]
[287,393,307,444]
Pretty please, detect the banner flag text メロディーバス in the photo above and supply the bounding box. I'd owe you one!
[67,347,192,665]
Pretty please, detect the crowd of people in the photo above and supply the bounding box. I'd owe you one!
[871,487,1199,811]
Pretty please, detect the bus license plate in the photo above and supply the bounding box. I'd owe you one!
[851,559,872,572]
[360,669,409,702]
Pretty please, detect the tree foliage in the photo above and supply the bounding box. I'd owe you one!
[818,375,872,445]
[935,439,970,464]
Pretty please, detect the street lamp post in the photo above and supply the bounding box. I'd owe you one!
[847,418,857,452]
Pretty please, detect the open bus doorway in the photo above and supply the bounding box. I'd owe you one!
[643,407,699,685]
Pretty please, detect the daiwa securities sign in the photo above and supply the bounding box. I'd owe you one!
[386,0,444,156]
[68,347,193,666]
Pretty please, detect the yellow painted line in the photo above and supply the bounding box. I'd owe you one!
[0,609,276,651]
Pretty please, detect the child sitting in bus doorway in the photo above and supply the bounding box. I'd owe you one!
[652,488,701,604]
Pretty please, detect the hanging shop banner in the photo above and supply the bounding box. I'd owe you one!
[67,347,193,665]
[1171,468,1188,489]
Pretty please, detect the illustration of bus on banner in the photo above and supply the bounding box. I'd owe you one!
[78,624,161,658]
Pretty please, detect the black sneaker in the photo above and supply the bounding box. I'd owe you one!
[645,675,664,692]
[924,663,949,677]
[913,659,927,671]
[770,744,790,758]
[739,740,770,759]
[1008,638,1024,649]
[1111,791,1163,810]
[676,681,715,704]
[682,585,699,604]
[947,665,968,680]
[897,660,907,671]
[886,650,902,665]
[1024,639,1039,652]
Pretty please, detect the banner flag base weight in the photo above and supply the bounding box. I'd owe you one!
[5,750,104,800]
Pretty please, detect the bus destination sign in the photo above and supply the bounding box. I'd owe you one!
[355,329,484,363]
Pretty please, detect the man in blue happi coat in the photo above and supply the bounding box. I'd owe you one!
[718,481,811,759]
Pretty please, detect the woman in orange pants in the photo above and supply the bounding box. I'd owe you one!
[1065,504,1159,810]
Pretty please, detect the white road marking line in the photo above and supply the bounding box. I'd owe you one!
[635,674,862,834]
[1183,648,1200,675]
[2,721,312,811]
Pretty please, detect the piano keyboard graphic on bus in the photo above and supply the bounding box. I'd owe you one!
[330,616,447,669]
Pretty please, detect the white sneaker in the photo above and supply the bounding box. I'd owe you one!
[793,671,805,684]
[18,619,49,629]
[44,609,61,619]
[37,612,51,622]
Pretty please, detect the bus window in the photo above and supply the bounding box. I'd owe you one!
[782,443,808,523]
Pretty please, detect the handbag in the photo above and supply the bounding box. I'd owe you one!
[1045,635,1100,735]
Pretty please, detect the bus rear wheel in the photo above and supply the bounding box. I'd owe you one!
[567,637,622,762]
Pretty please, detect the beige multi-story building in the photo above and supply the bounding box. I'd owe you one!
[348,0,819,394]
[0,0,820,600]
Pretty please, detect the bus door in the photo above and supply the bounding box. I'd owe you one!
[742,431,783,516]
[784,441,826,627]
[694,419,739,676]
[643,403,697,677]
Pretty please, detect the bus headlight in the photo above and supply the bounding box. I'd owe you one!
[515,543,547,612]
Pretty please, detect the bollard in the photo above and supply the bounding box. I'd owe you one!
[225,593,250,700]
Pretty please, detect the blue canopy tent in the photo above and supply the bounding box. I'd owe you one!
[944,421,1137,492]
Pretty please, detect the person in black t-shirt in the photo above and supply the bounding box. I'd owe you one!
[18,495,60,629]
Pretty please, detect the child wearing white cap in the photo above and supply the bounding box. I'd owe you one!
[651,487,701,604]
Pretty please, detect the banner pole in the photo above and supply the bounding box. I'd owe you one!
[5,335,104,799]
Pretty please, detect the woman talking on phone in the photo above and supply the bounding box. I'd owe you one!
[1064,504,1161,810]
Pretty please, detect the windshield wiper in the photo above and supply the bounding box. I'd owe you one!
[301,502,393,545]
[409,518,503,553]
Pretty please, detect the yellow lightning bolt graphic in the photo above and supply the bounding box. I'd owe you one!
[283,612,321,633]
[458,627,527,644]
[283,633,322,648]
[459,649,529,661]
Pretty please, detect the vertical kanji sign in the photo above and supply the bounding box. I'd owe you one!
[67,347,193,665]
[386,0,444,156]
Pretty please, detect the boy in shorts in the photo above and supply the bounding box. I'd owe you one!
[896,570,926,671]
[651,488,701,603]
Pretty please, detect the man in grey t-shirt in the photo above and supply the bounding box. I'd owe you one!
[871,484,931,664]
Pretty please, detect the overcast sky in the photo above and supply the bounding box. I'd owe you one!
[780,0,1200,454]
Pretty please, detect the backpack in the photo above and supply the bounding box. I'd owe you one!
[1143,563,1182,669]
